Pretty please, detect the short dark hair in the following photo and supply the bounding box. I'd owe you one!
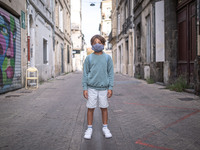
[90,35,106,45]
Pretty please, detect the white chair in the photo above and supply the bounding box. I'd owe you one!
[26,67,39,89]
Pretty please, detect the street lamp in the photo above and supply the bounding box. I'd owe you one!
[90,3,95,6]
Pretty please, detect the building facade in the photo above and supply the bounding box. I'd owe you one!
[133,0,198,88]
[109,0,117,72]
[54,0,72,76]
[196,0,200,93]
[110,0,134,76]
[0,0,27,93]
[100,0,112,57]
[134,0,163,81]
[0,0,73,94]
[27,0,54,81]
[110,0,200,93]
[71,0,84,71]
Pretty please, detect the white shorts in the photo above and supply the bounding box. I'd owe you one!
[86,88,109,108]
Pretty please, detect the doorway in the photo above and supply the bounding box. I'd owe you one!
[61,44,64,73]
[177,0,197,85]
[126,39,129,74]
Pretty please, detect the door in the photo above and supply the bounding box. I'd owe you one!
[61,45,64,73]
[118,46,121,73]
[177,0,197,85]
[126,40,129,74]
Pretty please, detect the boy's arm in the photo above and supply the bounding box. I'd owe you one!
[107,56,114,90]
[82,57,89,91]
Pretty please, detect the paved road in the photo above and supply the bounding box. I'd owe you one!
[0,72,200,150]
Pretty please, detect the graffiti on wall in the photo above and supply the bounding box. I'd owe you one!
[0,10,17,89]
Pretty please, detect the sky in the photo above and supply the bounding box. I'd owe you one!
[82,0,102,47]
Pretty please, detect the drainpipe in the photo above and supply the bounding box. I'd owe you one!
[27,0,30,66]
[52,0,55,77]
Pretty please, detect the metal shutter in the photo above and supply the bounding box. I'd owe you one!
[0,7,21,93]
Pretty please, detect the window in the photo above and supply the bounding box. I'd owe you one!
[117,13,120,34]
[43,39,48,64]
[136,24,141,62]
[128,0,131,16]
[21,11,25,29]
[146,15,151,63]
[107,22,111,35]
[132,0,134,15]
[55,1,59,27]
[155,1,165,62]
[106,7,111,19]
[65,12,68,33]
[125,3,128,19]
[59,5,63,32]
[46,0,51,9]
[126,40,129,65]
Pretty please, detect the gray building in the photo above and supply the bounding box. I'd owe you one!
[134,0,165,82]
[111,0,200,94]
[54,0,72,76]
[110,0,135,76]
[134,0,198,91]
[27,0,54,81]
[0,0,27,93]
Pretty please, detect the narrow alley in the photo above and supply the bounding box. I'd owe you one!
[0,72,200,150]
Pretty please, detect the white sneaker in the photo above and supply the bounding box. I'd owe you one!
[102,127,112,138]
[84,128,93,139]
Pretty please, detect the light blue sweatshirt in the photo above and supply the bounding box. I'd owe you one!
[82,52,114,91]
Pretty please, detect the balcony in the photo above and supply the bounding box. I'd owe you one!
[122,15,132,34]
[71,23,80,30]
[134,0,144,10]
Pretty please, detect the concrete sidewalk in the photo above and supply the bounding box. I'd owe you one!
[0,72,200,150]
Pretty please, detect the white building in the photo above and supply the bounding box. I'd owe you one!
[100,0,112,57]
[71,0,85,71]
[54,0,72,76]
[27,0,54,81]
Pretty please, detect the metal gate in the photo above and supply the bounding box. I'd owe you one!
[0,7,21,93]
[177,0,197,85]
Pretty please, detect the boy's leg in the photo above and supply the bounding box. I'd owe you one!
[99,90,112,138]
[86,88,98,125]
[84,88,97,139]
[101,108,108,125]
[84,108,95,140]
[101,107,112,138]
[99,89,109,124]
[87,108,95,125]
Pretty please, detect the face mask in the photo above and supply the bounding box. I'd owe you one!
[92,43,104,52]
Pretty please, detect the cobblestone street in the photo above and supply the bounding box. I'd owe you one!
[0,72,200,150]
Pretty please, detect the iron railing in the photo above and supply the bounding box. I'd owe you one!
[122,15,132,34]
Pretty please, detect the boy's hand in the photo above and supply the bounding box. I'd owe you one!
[107,90,112,98]
[83,90,88,99]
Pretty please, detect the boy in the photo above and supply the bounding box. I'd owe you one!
[82,35,114,139]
